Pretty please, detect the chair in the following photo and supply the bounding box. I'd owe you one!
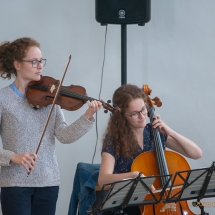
[68,162,100,215]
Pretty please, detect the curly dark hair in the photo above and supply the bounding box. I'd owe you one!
[0,37,40,79]
[102,84,148,158]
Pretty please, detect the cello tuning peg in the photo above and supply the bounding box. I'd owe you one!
[104,110,108,114]
[152,97,162,107]
[107,100,111,104]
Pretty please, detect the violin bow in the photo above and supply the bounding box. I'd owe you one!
[28,55,71,176]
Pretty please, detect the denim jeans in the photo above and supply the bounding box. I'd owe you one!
[1,186,59,215]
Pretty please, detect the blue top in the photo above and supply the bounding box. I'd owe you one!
[102,123,167,174]
[9,82,25,99]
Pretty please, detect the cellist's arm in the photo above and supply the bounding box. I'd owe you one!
[165,132,202,159]
[152,114,202,159]
[98,152,140,188]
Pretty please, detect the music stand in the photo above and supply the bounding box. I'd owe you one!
[164,161,215,215]
[88,173,172,215]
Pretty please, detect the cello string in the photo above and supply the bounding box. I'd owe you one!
[149,109,166,184]
[149,107,169,186]
[149,109,176,213]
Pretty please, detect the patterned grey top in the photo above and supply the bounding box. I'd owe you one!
[0,84,95,187]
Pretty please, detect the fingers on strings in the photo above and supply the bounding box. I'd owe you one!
[87,100,102,110]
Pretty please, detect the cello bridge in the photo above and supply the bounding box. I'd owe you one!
[160,203,176,212]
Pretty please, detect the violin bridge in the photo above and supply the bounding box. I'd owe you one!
[160,203,176,212]
[50,84,56,93]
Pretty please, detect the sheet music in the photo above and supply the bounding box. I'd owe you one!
[101,177,155,210]
[180,169,215,199]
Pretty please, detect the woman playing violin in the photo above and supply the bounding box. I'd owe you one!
[0,37,102,215]
[98,84,202,215]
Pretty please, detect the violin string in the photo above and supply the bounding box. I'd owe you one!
[60,88,110,111]
[60,87,96,101]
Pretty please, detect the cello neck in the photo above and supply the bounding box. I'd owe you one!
[148,106,171,187]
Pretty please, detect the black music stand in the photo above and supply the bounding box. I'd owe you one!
[88,173,172,215]
[164,161,215,215]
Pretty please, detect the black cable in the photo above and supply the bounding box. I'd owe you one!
[92,25,108,164]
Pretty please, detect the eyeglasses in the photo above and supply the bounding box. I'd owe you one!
[21,59,46,68]
[125,105,148,120]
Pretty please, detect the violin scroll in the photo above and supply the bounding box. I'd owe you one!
[103,100,120,114]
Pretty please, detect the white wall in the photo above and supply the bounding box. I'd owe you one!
[0,0,215,214]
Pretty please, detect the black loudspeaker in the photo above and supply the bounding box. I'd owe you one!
[95,0,151,25]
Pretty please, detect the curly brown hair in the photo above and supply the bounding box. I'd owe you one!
[0,37,40,79]
[102,84,148,158]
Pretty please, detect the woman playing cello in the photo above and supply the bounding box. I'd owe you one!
[98,84,202,215]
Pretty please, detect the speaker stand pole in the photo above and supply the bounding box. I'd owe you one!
[121,24,127,85]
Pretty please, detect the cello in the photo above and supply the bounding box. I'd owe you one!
[131,85,197,215]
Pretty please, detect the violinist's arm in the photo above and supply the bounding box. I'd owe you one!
[98,152,140,188]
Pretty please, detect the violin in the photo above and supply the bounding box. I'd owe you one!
[26,75,120,114]
[131,85,196,215]
[26,56,120,176]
